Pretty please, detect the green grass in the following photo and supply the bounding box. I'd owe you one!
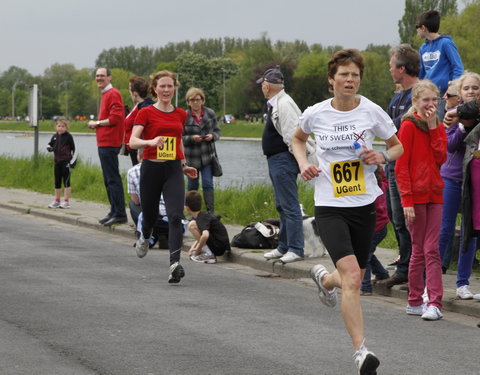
[0,120,95,134]
[1,120,264,138]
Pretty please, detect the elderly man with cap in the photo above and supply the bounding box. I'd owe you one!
[258,67,316,263]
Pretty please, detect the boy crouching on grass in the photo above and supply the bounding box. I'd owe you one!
[185,191,230,264]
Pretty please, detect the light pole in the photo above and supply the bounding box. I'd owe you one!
[59,80,70,118]
[222,68,226,117]
[11,80,22,119]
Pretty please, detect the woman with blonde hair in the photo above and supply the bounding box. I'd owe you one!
[395,79,447,320]
[182,87,221,213]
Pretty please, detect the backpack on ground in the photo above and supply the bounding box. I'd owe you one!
[230,220,279,249]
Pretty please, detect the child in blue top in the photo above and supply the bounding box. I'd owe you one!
[416,10,464,119]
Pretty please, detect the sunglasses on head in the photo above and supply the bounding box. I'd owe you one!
[446,93,458,98]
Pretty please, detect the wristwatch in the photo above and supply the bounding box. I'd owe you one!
[381,150,391,163]
[96,120,101,126]
[181,162,187,168]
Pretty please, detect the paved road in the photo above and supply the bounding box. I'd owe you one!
[0,209,478,375]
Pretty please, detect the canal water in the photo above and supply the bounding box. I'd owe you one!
[0,132,269,189]
[0,132,385,189]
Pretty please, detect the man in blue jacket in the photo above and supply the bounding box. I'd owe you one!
[416,9,464,119]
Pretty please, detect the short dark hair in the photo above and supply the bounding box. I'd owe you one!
[328,49,364,80]
[129,76,150,99]
[185,190,202,212]
[416,10,440,33]
[96,66,112,77]
[389,44,420,77]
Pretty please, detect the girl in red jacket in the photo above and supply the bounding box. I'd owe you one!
[395,80,447,321]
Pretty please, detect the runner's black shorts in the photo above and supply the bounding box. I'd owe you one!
[314,203,376,269]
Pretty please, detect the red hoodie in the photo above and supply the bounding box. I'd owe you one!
[395,113,447,207]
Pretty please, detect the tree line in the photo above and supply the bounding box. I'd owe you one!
[1,0,479,120]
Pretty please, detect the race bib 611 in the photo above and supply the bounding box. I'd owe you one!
[330,159,366,197]
[157,136,176,160]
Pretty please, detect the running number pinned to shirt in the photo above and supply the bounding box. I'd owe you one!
[157,136,176,160]
[330,160,366,197]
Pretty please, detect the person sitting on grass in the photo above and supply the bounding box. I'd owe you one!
[184,190,230,264]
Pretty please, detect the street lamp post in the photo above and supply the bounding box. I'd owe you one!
[11,80,21,119]
[59,80,70,118]
[222,69,226,117]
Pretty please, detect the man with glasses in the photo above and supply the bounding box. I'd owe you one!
[88,67,127,227]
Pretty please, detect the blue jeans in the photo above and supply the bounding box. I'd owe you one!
[187,164,214,192]
[361,226,390,292]
[439,177,478,285]
[267,151,304,256]
[387,162,411,277]
[98,147,126,218]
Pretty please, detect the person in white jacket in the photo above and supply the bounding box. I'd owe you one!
[257,67,316,264]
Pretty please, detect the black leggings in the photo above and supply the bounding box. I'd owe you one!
[140,160,185,265]
[54,161,71,189]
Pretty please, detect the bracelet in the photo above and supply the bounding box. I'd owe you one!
[381,150,391,163]
[181,162,187,168]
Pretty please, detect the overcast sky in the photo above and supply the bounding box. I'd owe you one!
[2,0,411,75]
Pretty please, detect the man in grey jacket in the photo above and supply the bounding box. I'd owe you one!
[257,67,316,263]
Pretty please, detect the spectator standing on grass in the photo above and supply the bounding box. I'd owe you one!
[182,87,221,214]
[87,67,127,227]
[258,67,317,264]
[360,166,390,295]
[439,74,479,301]
[47,118,76,209]
[444,87,480,301]
[395,80,447,321]
[417,9,464,119]
[377,44,419,289]
[124,76,155,166]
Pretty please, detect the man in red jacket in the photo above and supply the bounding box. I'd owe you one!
[88,67,127,226]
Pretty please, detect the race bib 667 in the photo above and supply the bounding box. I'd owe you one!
[330,160,366,197]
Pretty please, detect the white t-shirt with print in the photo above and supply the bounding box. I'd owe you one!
[300,95,396,207]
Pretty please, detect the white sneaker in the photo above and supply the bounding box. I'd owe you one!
[136,236,149,258]
[60,201,70,209]
[168,262,185,283]
[406,304,426,316]
[48,201,61,208]
[421,305,443,321]
[473,294,480,301]
[310,264,337,308]
[263,249,284,260]
[422,287,429,304]
[353,342,380,375]
[280,251,304,263]
[456,285,474,300]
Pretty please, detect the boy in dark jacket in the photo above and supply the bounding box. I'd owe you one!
[185,190,230,264]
